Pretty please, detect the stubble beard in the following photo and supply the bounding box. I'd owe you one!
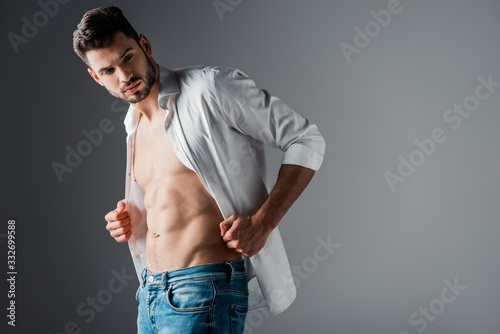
[107,54,158,104]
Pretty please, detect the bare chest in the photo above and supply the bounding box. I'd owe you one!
[132,114,191,187]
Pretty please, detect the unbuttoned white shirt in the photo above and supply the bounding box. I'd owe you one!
[123,64,326,315]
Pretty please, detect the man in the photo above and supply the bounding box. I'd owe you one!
[73,6,325,334]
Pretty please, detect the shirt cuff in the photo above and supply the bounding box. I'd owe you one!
[281,139,326,172]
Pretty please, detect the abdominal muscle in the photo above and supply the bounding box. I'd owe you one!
[133,111,241,274]
[143,175,241,273]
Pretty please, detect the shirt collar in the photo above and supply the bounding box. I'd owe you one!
[123,63,179,135]
[157,63,180,109]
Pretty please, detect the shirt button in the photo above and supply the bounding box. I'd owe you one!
[148,276,154,283]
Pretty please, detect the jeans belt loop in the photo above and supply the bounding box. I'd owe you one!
[141,268,147,287]
[225,261,235,284]
[162,272,169,291]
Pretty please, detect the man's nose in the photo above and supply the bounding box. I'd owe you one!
[117,67,133,82]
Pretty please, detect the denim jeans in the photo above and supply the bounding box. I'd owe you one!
[136,261,248,334]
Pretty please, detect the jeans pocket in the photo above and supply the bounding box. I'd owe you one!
[166,279,215,313]
[230,304,248,334]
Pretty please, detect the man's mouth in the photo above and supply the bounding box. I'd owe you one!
[124,81,141,93]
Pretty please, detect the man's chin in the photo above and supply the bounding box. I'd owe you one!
[109,89,150,104]
[127,90,151,104]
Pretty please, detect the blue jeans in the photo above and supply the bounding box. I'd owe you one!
[136,261,248,334]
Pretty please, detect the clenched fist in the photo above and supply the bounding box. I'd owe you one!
[104,200,132,242]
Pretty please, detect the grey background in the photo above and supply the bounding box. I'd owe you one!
[2,0,500,333]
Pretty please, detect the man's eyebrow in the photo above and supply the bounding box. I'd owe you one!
[97,47,134,73]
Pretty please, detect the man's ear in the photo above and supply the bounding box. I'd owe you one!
[138,34,152,57]
[88,68,104,86]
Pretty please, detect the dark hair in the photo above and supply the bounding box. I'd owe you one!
[73,6,140,65]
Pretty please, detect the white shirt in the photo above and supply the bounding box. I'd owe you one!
[123,64,326,315]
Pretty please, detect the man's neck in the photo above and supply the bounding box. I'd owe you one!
[133,82,161,122]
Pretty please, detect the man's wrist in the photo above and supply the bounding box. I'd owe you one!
[254,201,281,233]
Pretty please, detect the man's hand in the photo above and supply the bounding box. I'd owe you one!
[104,200,132,242]
[219,165,317,257]
[220,214,272,257]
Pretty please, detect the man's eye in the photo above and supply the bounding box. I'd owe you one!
[104,68,114,75]
[124,54,133,61]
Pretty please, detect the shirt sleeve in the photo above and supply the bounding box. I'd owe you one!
[211,66,326,171]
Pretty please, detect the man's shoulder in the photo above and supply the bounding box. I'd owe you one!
[168,65,213,92]
[173,64,235,75]
[172,65,243,85]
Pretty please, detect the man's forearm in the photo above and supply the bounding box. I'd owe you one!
[254,164,316,231]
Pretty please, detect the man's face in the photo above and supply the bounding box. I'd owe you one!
[86,32,157,104]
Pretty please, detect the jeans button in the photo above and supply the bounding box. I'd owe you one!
[148,276,154,283]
